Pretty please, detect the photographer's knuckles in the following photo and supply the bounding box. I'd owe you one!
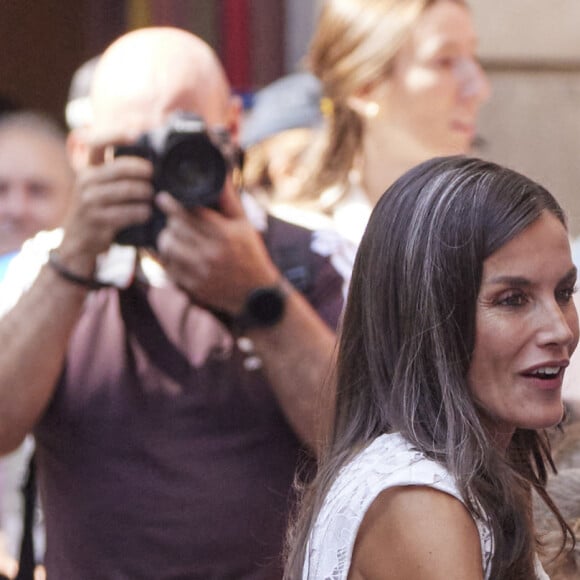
[55,154,154,265]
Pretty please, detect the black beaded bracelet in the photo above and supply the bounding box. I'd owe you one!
[47,250,111,290]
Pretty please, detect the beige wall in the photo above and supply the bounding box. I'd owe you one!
[470,0,580,236]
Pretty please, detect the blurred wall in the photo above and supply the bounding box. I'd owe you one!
[0,0,126,126]
[471,0,580,236]
[0,1,90,124]
[284,0,321,72]
[0,0,289,125]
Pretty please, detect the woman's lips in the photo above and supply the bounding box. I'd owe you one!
[520,366,566,391]
[450,119,476,137]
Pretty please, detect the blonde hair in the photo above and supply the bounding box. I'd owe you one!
[295,0,463,210]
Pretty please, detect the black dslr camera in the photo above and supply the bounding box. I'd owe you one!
[114,112,238,247]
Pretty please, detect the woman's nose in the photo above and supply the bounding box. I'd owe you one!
[454,57,492,103]
[536,300,577,349]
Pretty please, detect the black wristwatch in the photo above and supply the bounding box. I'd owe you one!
[234,284,287,332]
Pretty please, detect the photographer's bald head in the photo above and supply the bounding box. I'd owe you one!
[89,27,241,144]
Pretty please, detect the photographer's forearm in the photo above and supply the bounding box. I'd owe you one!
[244,289,338,457]
[0,264,89,454]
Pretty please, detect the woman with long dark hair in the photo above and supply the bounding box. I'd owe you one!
[286,156,578,579]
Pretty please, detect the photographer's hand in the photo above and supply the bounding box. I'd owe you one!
[156,182,339,454]
[155,180,280,314]
[56,141,155,278]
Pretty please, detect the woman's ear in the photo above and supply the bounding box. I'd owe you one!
[346,94,380,119]
[347,77,392,120]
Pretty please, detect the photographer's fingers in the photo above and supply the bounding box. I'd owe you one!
[156,175,244,219]
[78,174,154,208]
[89,203,153,233]
[155,191,243,244]
[154,191,188,219]
[61,156,155,257]
[217,179,246,219]
[76,160,154,220]
[155,193,205,251]
[156,193,230,253]
[155,187,279,313]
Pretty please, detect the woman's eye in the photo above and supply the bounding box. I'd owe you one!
[497,292,528,307]
[434,56,455,69]
[556,285,577,304]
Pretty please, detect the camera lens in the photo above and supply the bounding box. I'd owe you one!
[159,135,226,208]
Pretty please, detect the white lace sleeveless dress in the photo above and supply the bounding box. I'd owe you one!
[302,432,550,580]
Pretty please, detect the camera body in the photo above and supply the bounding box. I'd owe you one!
[114,112,237,247]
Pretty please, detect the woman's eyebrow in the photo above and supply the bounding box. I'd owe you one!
[485,275,531,287]
[486,267,577,287]
[559,267,578,284]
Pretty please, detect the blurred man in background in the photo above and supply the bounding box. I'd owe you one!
[0,112,74,279]
[0,27,348,579]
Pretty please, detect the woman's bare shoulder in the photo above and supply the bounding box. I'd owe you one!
[348,484,484,580]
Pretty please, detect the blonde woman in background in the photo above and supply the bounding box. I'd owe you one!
[269,0,490,244]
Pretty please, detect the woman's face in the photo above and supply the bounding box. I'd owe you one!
[366,0,490,161]
[467,211,578,448]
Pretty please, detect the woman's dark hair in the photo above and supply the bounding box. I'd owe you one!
[285,156,574,579]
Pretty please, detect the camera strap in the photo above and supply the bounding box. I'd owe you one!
[263,214,313,294]
[14,453,36,580]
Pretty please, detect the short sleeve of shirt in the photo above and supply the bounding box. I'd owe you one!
[0,229,62,317]
[0,229,138,318]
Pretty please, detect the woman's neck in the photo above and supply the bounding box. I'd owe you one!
[359,157,419,206]
[358,131,433,206]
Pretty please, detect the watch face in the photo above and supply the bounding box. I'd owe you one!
[246,286,286,326]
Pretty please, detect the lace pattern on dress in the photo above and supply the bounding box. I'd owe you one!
[302,433,494,580]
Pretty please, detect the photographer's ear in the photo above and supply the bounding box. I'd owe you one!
[225,94,244,145]
[66,126,124,168]
[66,127,92,171]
